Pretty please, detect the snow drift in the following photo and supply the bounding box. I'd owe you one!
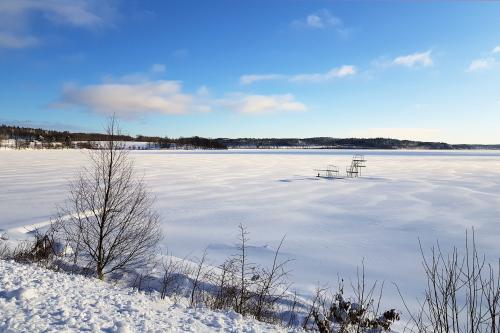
[0,260,298,332]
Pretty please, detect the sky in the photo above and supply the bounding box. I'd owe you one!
[0,0,499,144]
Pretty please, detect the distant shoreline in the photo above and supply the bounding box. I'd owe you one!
[2,124,500,150]
[224,146,500,150]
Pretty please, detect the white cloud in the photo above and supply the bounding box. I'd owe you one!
[150,64,166,73]
[292,9,342,29]
[53,68,307,117]
[0,0,116,49]
[172,48,189,58]
[240,65,356,85]
[393,51,433,68]
[467,58,495,72]
[290,65,356,83]
[218,93,307,114]
[193,85,212,112]
[466,46,500,72]
[196,85,210,97]
[58,85,307,116]
[239,74,286,85]
[0,32,38,49]
[55,80,195,117]
[0,0,110,27]
[306,15,323,28]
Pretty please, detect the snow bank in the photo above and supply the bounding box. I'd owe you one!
[0,260,297,332]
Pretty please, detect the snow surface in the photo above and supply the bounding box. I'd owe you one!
[0,260,298,332]
[1,149,500,311]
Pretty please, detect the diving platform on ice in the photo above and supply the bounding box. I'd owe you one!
[314,155,367,179]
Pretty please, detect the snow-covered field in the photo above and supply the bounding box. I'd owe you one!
[1,149,500,311]
[0,260,294,332]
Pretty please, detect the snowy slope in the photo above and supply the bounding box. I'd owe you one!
[0,260,298,333]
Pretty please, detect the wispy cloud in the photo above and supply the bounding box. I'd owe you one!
[0,32,38,49]
[466,46,500,72]
[196,85,210,97]
[239,74,287,85]
[240,65,356,85]
[0,0,117,49]
[393,51,433,68]
[172,48,189,59]
[55,80,195,118]
[291,9,350,37]
[53,67,308,117]
[292,9,343,30]
[290,65,356,83]
[150,64,166,73]
[467,58,495,72]
[218,93,307,114]
[51,65,203,117]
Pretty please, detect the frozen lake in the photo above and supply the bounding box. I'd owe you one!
[2,149,500,308]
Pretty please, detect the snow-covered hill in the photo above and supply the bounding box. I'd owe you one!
[0,260,298,333]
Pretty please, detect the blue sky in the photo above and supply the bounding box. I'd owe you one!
[0,0,499,143]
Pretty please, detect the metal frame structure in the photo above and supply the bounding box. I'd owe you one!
[314,164,339,178]
[346,155,366,178]
[314,155,367,179]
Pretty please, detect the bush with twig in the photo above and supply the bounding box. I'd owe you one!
[303,264,399,333]
[397,228,500,333]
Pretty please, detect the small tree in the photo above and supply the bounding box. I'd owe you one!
[236,223,253,315]
[252,236,292,323]
[58,117,162,280]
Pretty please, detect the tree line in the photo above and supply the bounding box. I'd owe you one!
[0,124,227,149]
[218,137,473,149]
[3,123,500,150]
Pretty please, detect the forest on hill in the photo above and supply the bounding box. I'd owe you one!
[1,124,499,150]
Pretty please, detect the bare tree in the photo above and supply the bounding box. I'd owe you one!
[57,117,162,280]
[201,225,292,324]
[208,257,239,310]
[252,236,292,322]
[0,238,10,259]
[236,223,253,315]
[159,251,190,300]
[481,260,500,333]
[131,261,158,292]
[286,290,300,328]
[190,248,209,306]
[398,229,500,333]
